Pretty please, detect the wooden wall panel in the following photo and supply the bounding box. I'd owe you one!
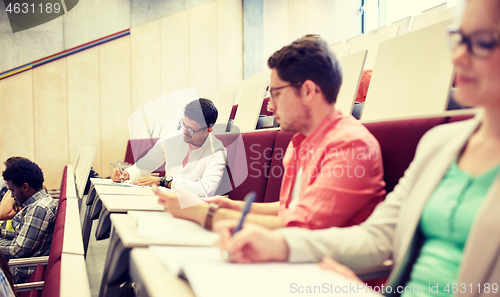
[161,10,190,95]
[288,0,335,44]
[67,47,102,175]
[100,36,132,177]
[311,0,335,43]
[263,0,288,70]
[33,59,68,188]
[333,0,361,43]
[216,0,243,90]
[288,0,315,42]
[131,20,162,110]
[0,71,35,163]
[189,2,217,97]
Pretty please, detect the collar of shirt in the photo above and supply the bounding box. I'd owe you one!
[21,189,48,208]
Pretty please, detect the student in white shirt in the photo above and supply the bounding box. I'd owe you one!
[111,98,227,196]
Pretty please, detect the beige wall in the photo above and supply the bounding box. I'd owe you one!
[0,0,242,188]
[263,0,339,69]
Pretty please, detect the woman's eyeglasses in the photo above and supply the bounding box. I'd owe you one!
[448,28,500,58]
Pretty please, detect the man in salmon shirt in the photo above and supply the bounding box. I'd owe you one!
[155,35,386,230]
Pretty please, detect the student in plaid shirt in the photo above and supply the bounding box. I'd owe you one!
[1,159,58,283]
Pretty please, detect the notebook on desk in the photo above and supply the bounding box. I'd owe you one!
[149,245,379,297]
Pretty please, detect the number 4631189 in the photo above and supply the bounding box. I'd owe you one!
[6,2,62,14]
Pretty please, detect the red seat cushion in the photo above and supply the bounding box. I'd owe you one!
[18,264,45,297]
[54,199,66,234]
[47,227,64,270]
[19,290,41,297]
[40,259,60,297]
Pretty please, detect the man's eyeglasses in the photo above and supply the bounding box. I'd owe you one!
[269,82,303,101]
[448,28,500,58]
[178,119,207,135]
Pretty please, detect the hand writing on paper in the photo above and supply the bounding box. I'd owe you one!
[318,257,364,284]
[130,175,161,186]
[214,220,289,263]
[153,185,209,225]
[111,167,130,182]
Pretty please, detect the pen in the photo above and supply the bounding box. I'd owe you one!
[118,161,123,183]
[232,191,256,235]
[221,191,256,261]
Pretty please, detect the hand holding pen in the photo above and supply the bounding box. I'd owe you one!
[118,161,124,183]
[111,162,130,183]
[219,192,256,261]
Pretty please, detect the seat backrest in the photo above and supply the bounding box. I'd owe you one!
[124,138,165,175]
[40,257,61,297]
[214,133,245,195]
[229,104,238,119]
[263,131,295,203]
[58,166,68,202]
[260,98,272,116]
[447,114,475,123]
[363,116,448,193]
[227,129,278,202]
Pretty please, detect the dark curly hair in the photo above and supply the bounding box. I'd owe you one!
[2,159,44,191]
[267,34,342,104]
[184,98,218,128]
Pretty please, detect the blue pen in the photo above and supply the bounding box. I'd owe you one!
[232,191,256,235]
[221,191,256,261]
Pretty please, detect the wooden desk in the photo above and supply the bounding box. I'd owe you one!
[100,213,215,297]
[65,164,77,199]
[100,195,163,213]
[95,194,163,241]
[94,184,156,196]
[130,248,195,297]
[62,198,85,255]
[129,248,195,297]
[81,179,156,256]
[60,253,91,297]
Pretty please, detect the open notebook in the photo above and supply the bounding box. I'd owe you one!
[149,245,380,297]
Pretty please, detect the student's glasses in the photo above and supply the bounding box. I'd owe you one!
[448,28,500,58]
[269,82,303,102]
[178,119,206,135]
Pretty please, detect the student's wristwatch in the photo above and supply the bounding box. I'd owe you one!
[160,176,173,188]
[204,203,220,230]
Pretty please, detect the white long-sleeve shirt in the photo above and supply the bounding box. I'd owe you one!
[126,130,227,196]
